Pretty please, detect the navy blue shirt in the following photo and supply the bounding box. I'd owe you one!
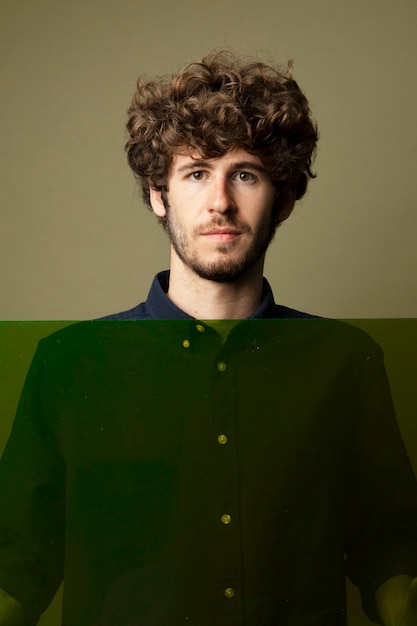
[0,274,417,626]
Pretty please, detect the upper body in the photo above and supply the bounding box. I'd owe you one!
[1,51,417,625]
[1,276,417,626]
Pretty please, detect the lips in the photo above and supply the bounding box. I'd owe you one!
[202,229,241,236]
[201,229,242,242]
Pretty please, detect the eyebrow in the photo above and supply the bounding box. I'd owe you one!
[176,160,268,174]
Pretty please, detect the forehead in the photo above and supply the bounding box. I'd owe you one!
[169,147,266,174]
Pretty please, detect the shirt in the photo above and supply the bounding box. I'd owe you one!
[0,271,416,625]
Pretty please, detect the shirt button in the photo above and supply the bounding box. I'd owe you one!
[217,434,227,445]
[182,339,190,348]
[196,324,205,333]
[217,361,226,372]
[224,587,235,598]
[221,514,232,525]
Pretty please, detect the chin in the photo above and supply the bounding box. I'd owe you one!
[190,258,257,283]
[196,271,244,283]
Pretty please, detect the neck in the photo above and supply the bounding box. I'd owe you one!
[167,254,264,320]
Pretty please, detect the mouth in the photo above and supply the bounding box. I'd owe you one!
[201,229,242,242]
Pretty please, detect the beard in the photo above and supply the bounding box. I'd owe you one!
[163,202,277,283]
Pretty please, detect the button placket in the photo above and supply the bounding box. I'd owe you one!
[209,346,243,622]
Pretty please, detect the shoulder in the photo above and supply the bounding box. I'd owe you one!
[96,302,151,320]
[273,304,320,319]
[253,313,384,367]
[268,303,381,353]
[36,319,190,362]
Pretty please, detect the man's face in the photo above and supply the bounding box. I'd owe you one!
[150,148,281,283]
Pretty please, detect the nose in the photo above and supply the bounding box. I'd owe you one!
[209,177,236,214]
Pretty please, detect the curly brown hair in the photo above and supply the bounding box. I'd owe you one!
[125,51,318,213]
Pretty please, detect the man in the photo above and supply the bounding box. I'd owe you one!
[1,51,417,625]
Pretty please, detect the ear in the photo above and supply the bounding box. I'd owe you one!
[149,185,167,218]
[274,187,296,225]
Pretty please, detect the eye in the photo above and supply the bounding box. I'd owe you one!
[189,171,205,181]
[234,171,255,182]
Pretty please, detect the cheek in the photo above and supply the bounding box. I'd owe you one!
[166,206,189,238]
[251,197,275,226]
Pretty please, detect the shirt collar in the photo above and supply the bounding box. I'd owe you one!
[145,270,279,321]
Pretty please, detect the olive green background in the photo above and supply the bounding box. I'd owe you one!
[1,0,417,320]
[1,0,416,623]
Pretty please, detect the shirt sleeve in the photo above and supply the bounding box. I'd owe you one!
[344,336,417,624]
[0,339,65,624]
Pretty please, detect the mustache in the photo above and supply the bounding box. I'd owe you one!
[193,218,251,236]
